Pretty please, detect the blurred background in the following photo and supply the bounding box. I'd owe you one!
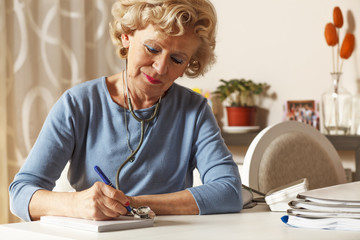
[1,0,359,223]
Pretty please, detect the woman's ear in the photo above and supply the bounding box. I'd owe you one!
[121,34,130,48]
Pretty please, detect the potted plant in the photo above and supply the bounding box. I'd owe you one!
[213,78,268,126]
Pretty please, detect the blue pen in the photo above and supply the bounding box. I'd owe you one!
[94,165,134,214]
[94,165,114,188]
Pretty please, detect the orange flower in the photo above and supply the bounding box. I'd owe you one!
[333,6,343,28]
[324,23,338,46]
[340,33,355,59]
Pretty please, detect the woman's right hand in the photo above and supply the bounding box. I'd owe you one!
[72,182,130,220]
[29,182,130,221]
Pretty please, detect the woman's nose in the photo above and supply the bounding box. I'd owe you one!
[152,55,168,75]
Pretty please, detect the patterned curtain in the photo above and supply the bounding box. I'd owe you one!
[1,0,123,224]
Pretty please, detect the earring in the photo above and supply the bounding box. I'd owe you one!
[120,47,128,57]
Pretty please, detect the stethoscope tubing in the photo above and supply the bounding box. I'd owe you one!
[115,119,146,190]
[115,67,161,190]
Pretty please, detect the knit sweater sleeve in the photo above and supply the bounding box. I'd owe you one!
[186,100,243,214]
[9,91,78,221]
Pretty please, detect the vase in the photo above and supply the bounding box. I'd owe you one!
[321,72,352,135]
[352,94,360,135]
[226,106,256,126]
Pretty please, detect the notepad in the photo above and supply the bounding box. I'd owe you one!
[282,215,360,231]
[40,215,154,232]
[287,208,360,219]
[288,199,360,213]
[283,181,360,231]
[297,181,360,204]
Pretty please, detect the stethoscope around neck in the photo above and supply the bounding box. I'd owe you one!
[115,69,161,190]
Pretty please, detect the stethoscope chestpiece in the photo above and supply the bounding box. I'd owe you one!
[133,206,156,219]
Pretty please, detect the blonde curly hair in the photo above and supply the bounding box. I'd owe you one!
[109,0,217,78]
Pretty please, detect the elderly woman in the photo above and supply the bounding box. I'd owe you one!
[9,0,243,221]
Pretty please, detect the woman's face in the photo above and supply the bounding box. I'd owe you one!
[121,24,200,98]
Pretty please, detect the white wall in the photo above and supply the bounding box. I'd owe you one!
[178,0,360,128]
[177,0,360,172]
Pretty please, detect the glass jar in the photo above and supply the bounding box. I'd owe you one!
[352,94,360,135]
[321,72,352,135]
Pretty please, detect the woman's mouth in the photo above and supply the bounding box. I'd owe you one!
[144,73,162,84]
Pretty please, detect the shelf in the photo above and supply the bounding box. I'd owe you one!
[222,131,259,146]
[222,131,360,181]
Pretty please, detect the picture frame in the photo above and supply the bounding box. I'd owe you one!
[283,100,320,130]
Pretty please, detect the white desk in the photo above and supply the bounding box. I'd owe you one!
[1,204,360,240]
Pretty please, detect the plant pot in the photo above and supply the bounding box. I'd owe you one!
[226,106,257,126]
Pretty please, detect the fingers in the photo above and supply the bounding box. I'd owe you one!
[95,182,130,215]
[99,182,130,208]
[76,182,130,220]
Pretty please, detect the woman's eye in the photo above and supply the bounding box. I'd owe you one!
[171,56,184,64]
[145,44,184,64]
[145,45,159,54]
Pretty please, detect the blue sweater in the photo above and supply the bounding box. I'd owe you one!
[9,77,243,221]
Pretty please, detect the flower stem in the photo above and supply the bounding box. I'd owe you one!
[332,46,335,73]
[337,29,340,73]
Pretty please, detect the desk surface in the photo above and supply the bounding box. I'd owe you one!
[1,205,360,240]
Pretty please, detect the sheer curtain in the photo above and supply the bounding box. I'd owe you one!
[1,0,123,224]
